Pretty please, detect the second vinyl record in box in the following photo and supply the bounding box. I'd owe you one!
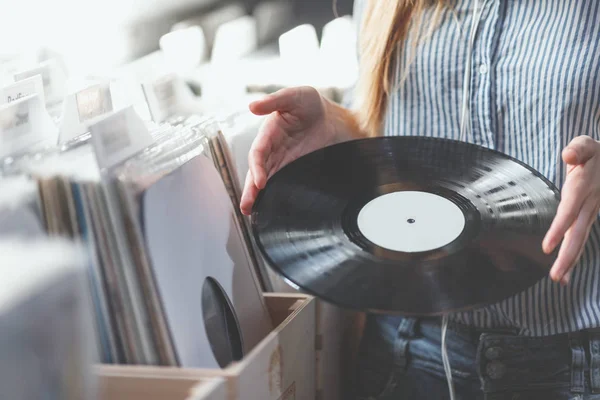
[251,136,562,315]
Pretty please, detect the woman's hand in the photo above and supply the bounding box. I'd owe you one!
[240,86,361,215]
[543,135,600,285]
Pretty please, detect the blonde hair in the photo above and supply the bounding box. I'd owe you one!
[354,0,448,136]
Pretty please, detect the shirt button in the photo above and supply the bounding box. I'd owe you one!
[486,361,506,379]
[479,64,488,74]
[485,346,502,360]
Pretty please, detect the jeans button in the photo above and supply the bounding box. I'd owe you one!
[486,361,506,379]
[485,346,502,360]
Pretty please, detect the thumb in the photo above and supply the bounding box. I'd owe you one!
[562,135,598,165]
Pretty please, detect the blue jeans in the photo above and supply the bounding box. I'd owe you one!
[354,315,600,400]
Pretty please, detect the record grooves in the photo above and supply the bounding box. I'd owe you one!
[251,136,561,315]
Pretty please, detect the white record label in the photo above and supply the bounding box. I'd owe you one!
[356,191,466,252]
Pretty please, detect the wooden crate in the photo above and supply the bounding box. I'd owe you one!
[96,293,316,400]
[314,300,366,400]
[98,368,227,400]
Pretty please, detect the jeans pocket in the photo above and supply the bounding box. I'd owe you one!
[485,388,594,400]
[355,347,405,400]
[354,316,412,400]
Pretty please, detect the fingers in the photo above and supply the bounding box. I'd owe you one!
[562,135,598,165]
[242,139,282,215]
[548,196,598,284]
[240,169,260,216]
[248,138,271,189]
[249,87,302,115]
[247,112,287,190]
[544,136,600,285]
[248,92,289,189]
[543,174,589,253]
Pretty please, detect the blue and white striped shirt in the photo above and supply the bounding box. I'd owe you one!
[351,0,600,336]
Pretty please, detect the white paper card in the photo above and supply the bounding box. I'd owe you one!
[14,59,67,108]
[0,94,58,159]
[0,75,45,106]
[142,74,177,123]
[58,83,114,144]
[89,106,153,170]
[143,73,199,121]
[111,75,152,121]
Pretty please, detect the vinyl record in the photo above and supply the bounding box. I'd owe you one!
[251,136,561,315]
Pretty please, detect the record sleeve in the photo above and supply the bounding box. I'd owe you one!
[117,128,273,368]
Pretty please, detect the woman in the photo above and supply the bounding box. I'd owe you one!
[240,0,600,398]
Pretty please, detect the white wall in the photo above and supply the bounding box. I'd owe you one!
[0,0,218,75]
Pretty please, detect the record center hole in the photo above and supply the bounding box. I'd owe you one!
[407,218,416,224]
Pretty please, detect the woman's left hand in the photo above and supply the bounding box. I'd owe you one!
[543,135,600,286]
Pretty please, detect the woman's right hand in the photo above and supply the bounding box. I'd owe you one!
[240,86,359,215]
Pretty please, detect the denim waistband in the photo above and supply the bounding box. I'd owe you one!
[411,317,600,394]
[418,316,600,341]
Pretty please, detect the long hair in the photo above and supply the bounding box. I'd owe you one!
[354,0,448,136]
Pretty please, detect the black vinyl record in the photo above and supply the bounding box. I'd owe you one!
[251,136,561,315]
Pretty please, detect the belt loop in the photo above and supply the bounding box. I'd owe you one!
[398,317,418,337]
[589,329,600,393]
[392,318,418,371]
[569,332,585,393]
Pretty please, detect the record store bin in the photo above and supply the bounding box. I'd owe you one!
[0,0,359,399]
[97,294,317,400]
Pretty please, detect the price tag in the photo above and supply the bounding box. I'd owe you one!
[142,74,178,123]
[0,98,33,141]
[76,84,113,123]
[0,75,46,106]
[0,94,57,159]
[89,106,154,170]
[58,83,114,144]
